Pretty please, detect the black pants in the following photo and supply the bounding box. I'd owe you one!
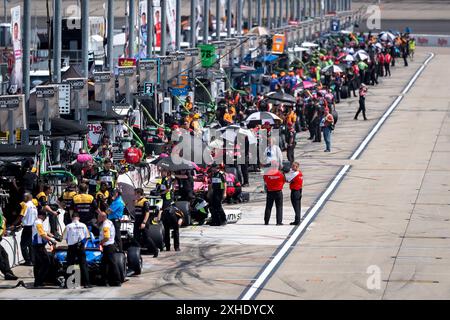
[313,118,321,142]
[20,225,34,264]
[290,189,302,223]
[33,244,50,286]
[63,210,72,226]
[241,164,249,185]
[403,54,408,66]
[378,63,384,77]
[161,210,180,251]
[0,244,12,275]
[111,219,123,252]
[349,80,358,97]
[133,215,158,254]
[100,244,121,286]
[48,213,59,236]
[287,146,295,164]
[264,191,283,225]
[384,63,391,76]
[66,244,90,286]
[209,193,227,226]
[335,86,341,103]
[355,97,367,120]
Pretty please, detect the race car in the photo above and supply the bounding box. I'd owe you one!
[50,233,142,287]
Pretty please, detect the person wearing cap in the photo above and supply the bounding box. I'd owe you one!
[286,122,296,164]
[223,108,234,125]
[286,162,303,225]
[208,163,227,226]
[36,184,60,237]
[63,212,91,288]
[270,74,280,92]
[354,84,368,120]
[263,162,286,225]
[161,204,183,251]
[59,182,77,226]
[105,188,125,252]
[32,210,58,287]
[72,183,102,236]
[134,188,159,257]
[16,192,38,266]
[96,182,110,212]
[184,96,193,111]
[97,212,122,286]
[124,140,143,165]
[190,113,202,134]
[322,109,335,152]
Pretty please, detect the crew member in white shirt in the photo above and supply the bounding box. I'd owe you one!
[63,212,91,288]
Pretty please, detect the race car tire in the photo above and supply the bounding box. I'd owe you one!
[113,252,127,283]
[147,223,165,250]
[127,246,143,275]
[175,201,191,227]
[241,191,250,202]
[340,86,349,99]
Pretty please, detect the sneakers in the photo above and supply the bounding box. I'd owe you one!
[4,272,18,281]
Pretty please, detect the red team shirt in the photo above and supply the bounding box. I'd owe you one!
[264,169,286,192]
[124,147,143,164]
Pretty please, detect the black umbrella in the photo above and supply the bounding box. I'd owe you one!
[154,156,197,171]
[265,91,297,104]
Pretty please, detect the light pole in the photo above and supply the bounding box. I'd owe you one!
[23,0,31,143]
[216,0,221,40]
[108,0,115,68]
[146,0,153,57]
[202,0,209,44]
[53,0,61,83]
[128,0,135,58]
[81,0,89,78]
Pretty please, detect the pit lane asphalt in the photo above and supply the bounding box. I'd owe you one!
[0,47,434,299]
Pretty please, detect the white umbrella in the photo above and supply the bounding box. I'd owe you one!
[344,54,355,62]
[355,50,369,61]
[375,43,383,49]
[301,41,319,48]
[322,65,344,73]
[379,31,396,42]
[245,112,282,125]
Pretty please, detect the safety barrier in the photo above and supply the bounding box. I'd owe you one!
[412,34,450,47]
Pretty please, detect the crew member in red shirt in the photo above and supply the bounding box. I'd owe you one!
[286,161,303,225]
[263,161,286,225]
[124,140,143,164]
